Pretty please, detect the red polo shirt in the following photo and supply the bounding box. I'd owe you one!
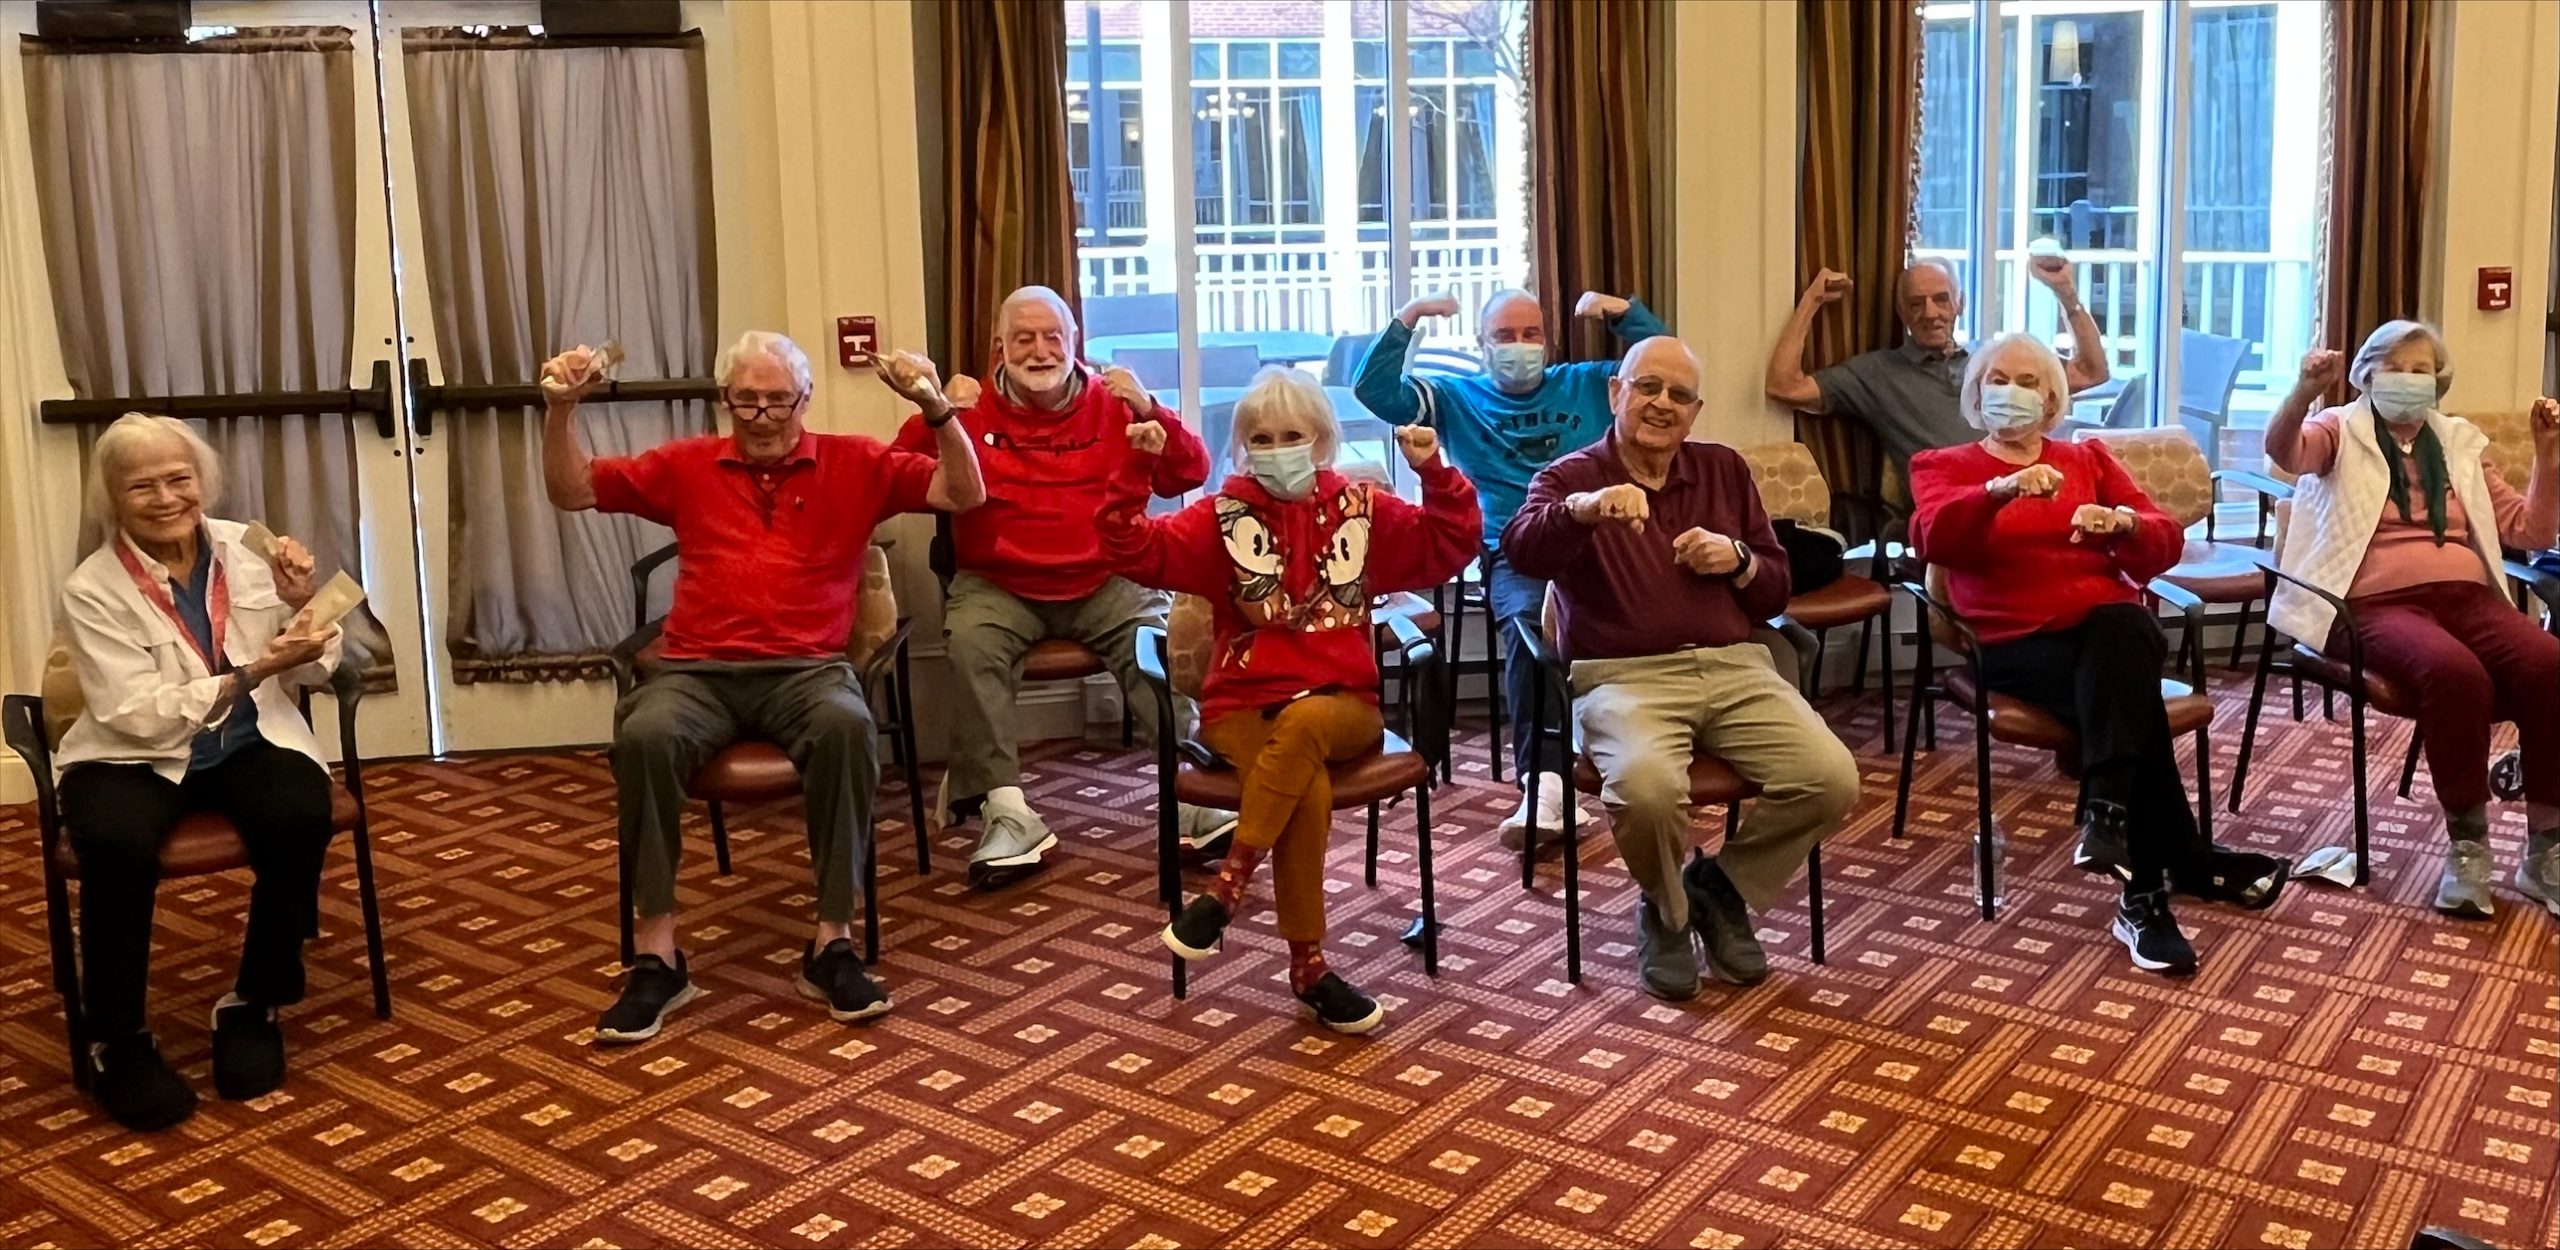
[592,431,936,660]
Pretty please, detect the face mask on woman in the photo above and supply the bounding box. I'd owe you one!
[2366,371,2437,423]
[1976,382,2047,435]
[1247,444,1318,499]
[1488,343,1546,388]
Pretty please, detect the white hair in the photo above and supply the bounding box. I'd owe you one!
[1959,332,2069,430]
[88,413,221,535]
[996,285,1080,340]
[1229,366,1340,469]
[1477,287,1538,328]
[715,330,814,394]
[2348,319,2453,399]
[1898,256,1962,300]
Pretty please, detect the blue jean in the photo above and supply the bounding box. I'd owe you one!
[1489,552,1570,777]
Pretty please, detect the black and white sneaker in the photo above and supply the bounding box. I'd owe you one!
[210,996,286,1101]
[2111,889,2198,977]
[1162,894,1231,960]
[798,938,892,1022]
[2073,799,2135,881]
[1295,972,1385,1035]
[594,953,700,1044]
[92,1032,196,1132]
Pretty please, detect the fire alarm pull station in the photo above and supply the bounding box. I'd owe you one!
[2478,268,2514,312]
[838,316,878,368]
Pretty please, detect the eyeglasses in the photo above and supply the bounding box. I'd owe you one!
[1627,376,1700,408]
[725,392,805,423]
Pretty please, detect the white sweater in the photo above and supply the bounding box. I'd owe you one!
[2270,399,2510,646]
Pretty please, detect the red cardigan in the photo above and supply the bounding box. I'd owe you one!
[1909,439,2183,645]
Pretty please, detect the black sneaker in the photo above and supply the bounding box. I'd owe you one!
[2171,849,2291,911]
[798,939,891,1022]
[1162,894,1230,961]
[1681,854,1769,986]
[594,953,700,1045]
[93,1033,196,1131]
[210,998,286,1101]
[2073,799,2135,881]
[2112,889,2199,976]
[1295,972,1384,1035]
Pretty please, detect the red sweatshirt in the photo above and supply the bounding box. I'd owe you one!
[894,363,1210,601]
[1100,454,1482,725]
[1910,438,2184,645]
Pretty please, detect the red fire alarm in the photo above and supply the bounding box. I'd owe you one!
[2478,267,2514,311]
[837,316,878,368]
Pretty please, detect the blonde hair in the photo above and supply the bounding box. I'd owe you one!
[1958,332,2069,431]
[88,413,221,535]
[2348,319,2453,399]
[1228,366,1340,469]
[715,330,814,394]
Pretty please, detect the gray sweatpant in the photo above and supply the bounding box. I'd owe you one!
[940,573,1191,800]
[614,661,878,923]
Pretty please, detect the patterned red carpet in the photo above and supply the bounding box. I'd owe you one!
[0,675,2552,1250]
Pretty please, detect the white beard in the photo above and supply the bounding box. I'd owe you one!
[1008,362,1068,394]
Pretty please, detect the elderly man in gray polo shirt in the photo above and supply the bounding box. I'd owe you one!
[1764,256,2111,529]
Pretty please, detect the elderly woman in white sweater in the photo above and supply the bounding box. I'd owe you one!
[2264,322,2557,920]
[55,414,342,1131]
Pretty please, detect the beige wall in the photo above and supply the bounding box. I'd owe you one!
[2428,0,2560,413]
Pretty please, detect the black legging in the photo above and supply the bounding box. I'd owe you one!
[1976,602,2207,891]
[59,742,335,1040]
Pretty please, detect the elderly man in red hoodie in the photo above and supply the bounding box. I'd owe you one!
[894,286,1232,889]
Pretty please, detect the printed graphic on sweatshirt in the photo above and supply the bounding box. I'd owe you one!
[1214,485,1377,671]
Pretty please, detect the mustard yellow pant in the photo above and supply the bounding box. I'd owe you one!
[1198,694,1385,942]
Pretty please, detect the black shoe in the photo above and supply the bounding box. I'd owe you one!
[1681,854,1769,986]
[798,938,891,1023]
[594,953,699,1045]
[210,998,286,1101]
[1162,894,1230,961]
[93,1033,196,1132]
[1295,972,1384,1035]
[2112,888,2199,976]
[2073,800,2135,881]
[2172,849,2291,911]
[1635,899,1700,1002]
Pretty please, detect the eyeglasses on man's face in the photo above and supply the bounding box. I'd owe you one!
[1626,375,1700,409]
[725,390,806,423]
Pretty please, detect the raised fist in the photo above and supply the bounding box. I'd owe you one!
[1126,420,1168,456]
[1102,365,1156,418]
[1805,269,1853,306]
[1395,424,1441,468]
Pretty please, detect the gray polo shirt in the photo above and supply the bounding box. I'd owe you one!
[1812,340,1975,477]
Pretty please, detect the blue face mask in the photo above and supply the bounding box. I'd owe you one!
[1488,343,1546,389]
[1977,382,2047,434]
[2367,371,2437,422]
[1247,444,1318,499]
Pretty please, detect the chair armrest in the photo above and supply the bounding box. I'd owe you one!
[326,658,371,814]
[608,619,666,697]
[629,543,678,635]
[2243,549,2363,675]
[2211,469,2293,502]
[2145,577,2204,616]
[2505,557,2560,614]
[1385,610,1438,667]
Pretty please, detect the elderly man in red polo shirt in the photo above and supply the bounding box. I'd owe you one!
[541,330,983,1043]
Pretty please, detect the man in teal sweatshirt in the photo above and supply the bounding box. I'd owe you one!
[1354,287,1669,847]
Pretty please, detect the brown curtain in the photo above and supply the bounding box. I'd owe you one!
[1794,0,1924,545]
[940,1,1079,375]
[2318,0,2433,402]
[1528,0,1660,363]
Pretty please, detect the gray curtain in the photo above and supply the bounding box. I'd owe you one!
[23,28,394,678]
[400,30,716,684]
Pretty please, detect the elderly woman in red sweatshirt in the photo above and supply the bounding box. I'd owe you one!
[2265,322,2558,920]
[1100,367,1480,1033]
[1912,332,2286,978]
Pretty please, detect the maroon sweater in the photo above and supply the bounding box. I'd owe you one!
[1503,434,1791,661]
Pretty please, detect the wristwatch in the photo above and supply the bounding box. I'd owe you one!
[1730,537,1753,576]
[923,400,955,430]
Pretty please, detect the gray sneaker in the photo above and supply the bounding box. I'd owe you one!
[968,805,1056,892]
[2434,840,2497,919]
[1682,854,1770,986]
[1635,899,1699,1001]
[1176,804,1239,856]
[2515,835,2560,919]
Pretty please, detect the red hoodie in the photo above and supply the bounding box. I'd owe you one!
[1100,453,1482,726]
[894,363,1210,601]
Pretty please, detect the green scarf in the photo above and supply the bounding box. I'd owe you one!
[2373,412,2451,545]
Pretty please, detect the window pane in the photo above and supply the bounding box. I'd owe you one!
[1355,41,1384,78]
[1192,42,1220,78]
[1192,87,1224,228]
[1103,43,1142,81]
[1454,84,1496,219]
[1357,84,1386,225]
[1107,89,1145,234]
[1278,86,1323,225]
[1409,87,1449,221]
[1915,6,1978,345]
[1068,2,1158,308]
[1279,41,1321,79]
[1230,41,1270,78]
[1067,46,1090,82]
[1410,39,1447,77]
[1456,41,1496,77]
[1228,87,1274,226]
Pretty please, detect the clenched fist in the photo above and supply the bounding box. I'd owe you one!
[1126,420,1168,455]
[272,536,317,609]
[1102,365,1156,418]
[945,373,982,411]
[2026,252,2078,296]
[540,345,610,406]
[1395,424,1441,468]
[2067,503,2131,542]
[1567,482,1650,532]
[1990,463,2064,501]
[2529,395,2557,462]
[1803,268,1853,306]
[1671,526,1743,576]
[873,350,948,411]
[2292,348,2345,399]
[1399,292,1462,326]
[1575,291,1629,319]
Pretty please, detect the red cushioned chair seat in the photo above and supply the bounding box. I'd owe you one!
[2159,539,2267,604]
[1570,752,1760,805]
[1021,639,1108,684]
[52,784,362,878]
[2286,644,2416,717]
[1173,729,1429,810]
[687,740,803,802]
[1783,575,1891,631]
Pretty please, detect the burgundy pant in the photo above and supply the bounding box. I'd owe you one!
[2329,578,2558,811]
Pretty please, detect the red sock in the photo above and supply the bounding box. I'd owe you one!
[1288,941,1330,994]
[1209,841,1268,912]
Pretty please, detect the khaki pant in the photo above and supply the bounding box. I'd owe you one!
[1571,644,1858,928]
[1198,694,1385,942]
[941,573,1186,801]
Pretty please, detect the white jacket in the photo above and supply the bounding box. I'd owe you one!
[54,518,342,782]
[2270,399,2511,647]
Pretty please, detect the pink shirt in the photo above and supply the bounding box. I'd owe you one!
[2276,407,2556,600]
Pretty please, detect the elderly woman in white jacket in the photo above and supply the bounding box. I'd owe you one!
[55,414,342,1131]
[2265,322,2558,921]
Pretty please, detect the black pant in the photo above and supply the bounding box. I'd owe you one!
[1976,603,2205,890]
[1488,553,1568,776]
[59,742,336,1040]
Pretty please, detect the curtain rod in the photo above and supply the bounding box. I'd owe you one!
[37,361,719,437]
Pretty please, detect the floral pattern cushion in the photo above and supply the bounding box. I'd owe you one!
[1737,442,1832,528]
[2076,427,2213,529]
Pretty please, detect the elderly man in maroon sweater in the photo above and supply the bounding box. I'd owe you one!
[1505,336,1860,1001]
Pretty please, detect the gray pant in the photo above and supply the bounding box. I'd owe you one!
[614,662,878,923]
[1571,644,1860,928]
[941,573,1189,800]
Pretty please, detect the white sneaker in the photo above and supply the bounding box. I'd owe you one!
[968,787,1056,891]
[1498,773,1571,853]
[1177,805,1239,854]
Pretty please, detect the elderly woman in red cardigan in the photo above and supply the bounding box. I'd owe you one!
[1910,333,2288,979]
